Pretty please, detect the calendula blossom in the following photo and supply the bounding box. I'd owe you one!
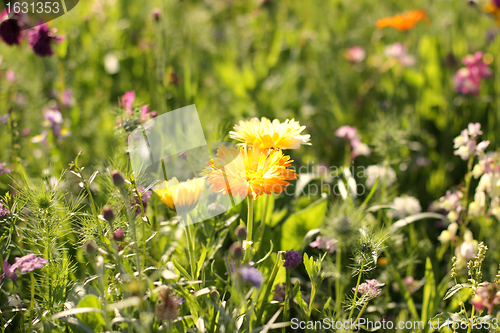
[375,9,428,31]
[203,143,297,200]
[154,177,205,214]
[229,117,310,150]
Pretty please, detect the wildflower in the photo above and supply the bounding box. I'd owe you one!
[438,222,458,243]
[28,23,65,57]
[0,260,17,282]
[235,225,247,241]
[355,279,385,299]
[140,105,157,122]
[459,230,478,261]
[102,205,115,223]
[203,144,297,200]
[132,187,151,217]
[454,52,492,96]
[239,266,264,287]
[229,117,311,150]
[476,140,490,153]
[389,195,421,219]
[273,283,286,302]
[384,43,415,67]
[229,242,244,260]
[120,91,135,114]
[13,254,49,274]
[8,294,21,307]
[351,139,371,158]
[5,69,15,83]
[365,165,396,188]
[283,250,302,269]
[344,46,366,63]
[403,277,418,293]
[156,287,181,321]
[178,151,187,160]
[0,162,11,175]
[154,177,205,214]
[375,9,427,31]
[62,89,75,108]
[0,114,8,124]
[471,282,500,314]
[0,202,10,217]
[112,170,126,188]
[335,126,358,140]
[309,236,338,254]
[0,18,22,45]
[152,8,161,21]
[113,229,125,242]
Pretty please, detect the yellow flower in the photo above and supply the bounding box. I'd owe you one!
[154,177,205,214]
[229,117,310,150]
[203,143,297,200]
[484,0,500,25]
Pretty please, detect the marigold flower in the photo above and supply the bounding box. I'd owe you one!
[154,177,205,214]
[375,9,428,31]
[229,117,310,150]
[203,144,297,200]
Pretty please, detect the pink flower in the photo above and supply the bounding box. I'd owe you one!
[354,279,385,299]
[11,254,48,274]
[462,52,492,79]
[5,69,14,83]
[309,236,338,254]
[140,105,158,122]
[454,52,492,96]
[0,162,11,175]
[345,46,366,63]
[351,139,371,158]
[28,23,65,57]
[384,43,415,67]
[471,282,500,315]
[120,91,135,114]
[0,260,17,282]
[335,125,357,140]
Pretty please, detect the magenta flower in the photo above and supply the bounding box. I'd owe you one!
[355,279,385,299]
[140,105,158,122]
[351,138,371,158]
[345,46,366,63]
[309,236,338,254]
[0,18,22,46]
[120,91,135,114]
[273,283,286,302]
[11,254,49,274]
[1,260,17,281]
[28,23,65,57]
[335,125,357,140]
[0,162,11,175]
[0,202,9,217]
[454,52,492,96]
[283,250,302,269]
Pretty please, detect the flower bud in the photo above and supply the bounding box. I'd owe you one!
[229,242,243,260]
[152,8,161,22]
[235,225,247,241]
[85,241,97,255]
[112,170,125,188]
[113,229,125,242]
[102,205,115,223]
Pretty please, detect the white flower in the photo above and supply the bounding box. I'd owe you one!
[468,123,482,137]
[8,294,21,307]
[447,210,458,222]
[365,165,396,188]
[472,164,484,179]
[390,195,421,219]
[469,201,482,217]
[459,230,478,261]
[438,230,451,243]
[476,140,490,153]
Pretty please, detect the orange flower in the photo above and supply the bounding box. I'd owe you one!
[484,1,500,25]
[375,9,428,31]
[202,144,297,200]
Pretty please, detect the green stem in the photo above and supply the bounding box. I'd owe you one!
[256,252,283,325]
[348,264,364,320]
[27,273,35,332]
[335,249,342,318]
[467,306,475,333]
[282,269,291,333]
[355,302,368,324]
[243,197,254,263]
[184,216,197,280]
[307,282,316,319]
[120,188,143,279]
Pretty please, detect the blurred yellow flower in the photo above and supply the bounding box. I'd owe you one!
[229,117,310,150]
[154,177,205,213]
[484,0,500,25]
[375,9,428,31]
[203,143,297,200]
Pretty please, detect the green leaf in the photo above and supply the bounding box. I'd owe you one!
[280,197,327,251]
[75,295,107,332]
[421,258,436,326]
[444,283,472,300]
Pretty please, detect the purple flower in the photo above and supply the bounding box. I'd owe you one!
[283,250,302,269]
[0,162,11,175]
[28,23,65,57]
[1,260,17,281]
[0,114,8,124]
[120,91,135,114]
[309,236,338,254]
[335,126,357,140]
[355,279,385,299]
[239,266,264,287]
[44,109,63,126]
[0,19,21,46]
[133,188,151,217]
[12,254,49,274]
[0,202,10,217]
[62,89,75,108]
[273,283,286,302]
